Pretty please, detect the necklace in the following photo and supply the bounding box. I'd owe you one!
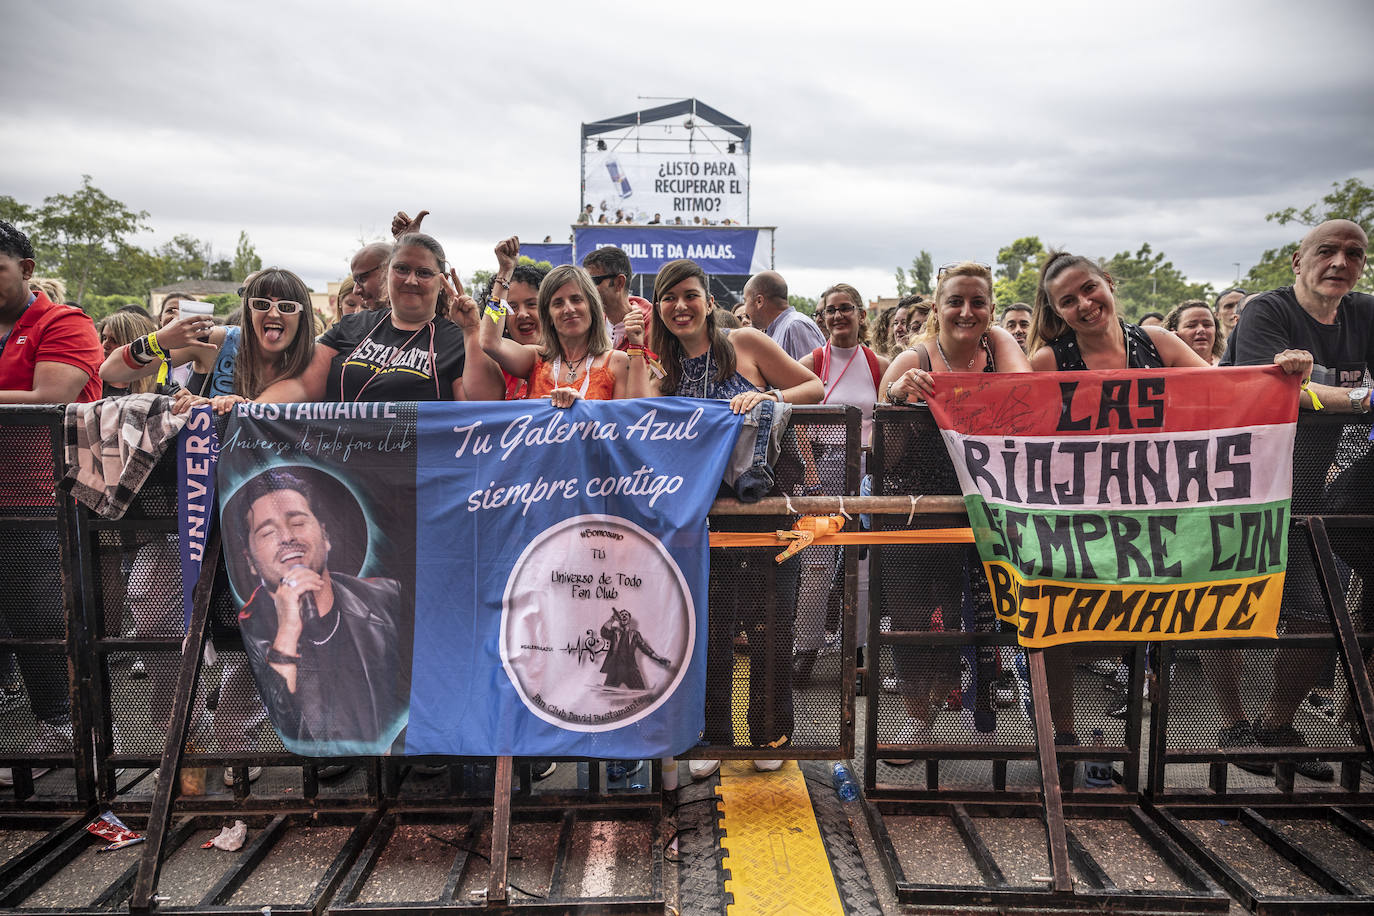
[550,352,594,398]
[309,607,341,646]
[564,350,588,381]
[936,335,976,370]
[680,349,711,398]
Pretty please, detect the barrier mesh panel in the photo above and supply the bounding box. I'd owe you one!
[870,407,1136,786]
[0,524,72,758]
[700,407,857,752]
[0,421,59,515]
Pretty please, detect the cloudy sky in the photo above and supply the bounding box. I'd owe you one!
[5,0,1373,300]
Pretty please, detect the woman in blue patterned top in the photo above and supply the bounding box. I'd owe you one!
[634,259,821,408]
[636,259,821,779]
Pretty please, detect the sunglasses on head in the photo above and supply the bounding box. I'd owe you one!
[247,297,303,314]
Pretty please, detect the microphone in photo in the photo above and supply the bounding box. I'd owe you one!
[287,564,319,627]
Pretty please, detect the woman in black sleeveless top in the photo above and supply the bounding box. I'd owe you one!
[1028,252,1206,372]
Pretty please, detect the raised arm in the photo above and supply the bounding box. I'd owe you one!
[447,268,505,401]
[620,306,654,399]
[100,316,219,384]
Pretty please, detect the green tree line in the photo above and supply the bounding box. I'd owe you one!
[895,177,1373,319]
[0,175,261,320]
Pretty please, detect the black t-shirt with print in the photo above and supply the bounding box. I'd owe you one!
[1221,286,1374,386]
[321,310,466,401]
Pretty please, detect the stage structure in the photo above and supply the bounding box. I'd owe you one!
[581,98,751,224]
[577,100,772,302]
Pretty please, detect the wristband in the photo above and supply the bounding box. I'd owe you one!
[122,344,151,369]
[484,298,509,323]
[492,276,512,288]
[626,345,665,380]
[266,647,301,665]
[768,388,784,403]
[129,336,155,364]
[1300,378,1323,411]
[886,381,909,405]
[146,332,170,386]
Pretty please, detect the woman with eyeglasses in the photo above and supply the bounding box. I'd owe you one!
[260,233,468,403]
[792,284,889,683]
[800,284,888,448]
[100,267,317,413]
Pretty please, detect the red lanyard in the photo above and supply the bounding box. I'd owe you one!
[342,315,438,401]
[819,342,861,404]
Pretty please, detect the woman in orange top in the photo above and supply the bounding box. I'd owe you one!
[479,264,648,406]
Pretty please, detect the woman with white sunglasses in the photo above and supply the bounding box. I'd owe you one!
[100,267,317,413]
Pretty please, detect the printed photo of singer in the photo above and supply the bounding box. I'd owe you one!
[222,465,414,756]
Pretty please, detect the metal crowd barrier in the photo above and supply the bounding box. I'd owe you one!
[2,401,1371,914]
[0,403,862,914]
[861,405,1374,914]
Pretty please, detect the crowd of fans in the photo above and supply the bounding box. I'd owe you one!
[0,213,1369,788]
[576,203,741,227]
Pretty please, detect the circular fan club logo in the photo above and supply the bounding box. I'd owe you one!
[500,515,693,731]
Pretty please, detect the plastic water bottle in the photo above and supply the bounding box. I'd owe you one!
[832,762,859,802]
[1083,728,1113,788]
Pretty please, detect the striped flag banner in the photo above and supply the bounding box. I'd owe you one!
[924,366,1300,648]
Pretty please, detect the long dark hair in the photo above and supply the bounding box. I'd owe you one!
[649,259,736,395]
[234,267,316,398]
[1027,250,1108,354]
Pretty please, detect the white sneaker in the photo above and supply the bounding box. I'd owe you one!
[688,759,720,780]
[753,759,783,772]
[222,766,263,786]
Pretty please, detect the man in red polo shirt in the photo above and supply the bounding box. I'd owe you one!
[0,220,102,788]
[0,221,101,404]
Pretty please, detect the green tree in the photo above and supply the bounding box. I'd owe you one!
[33,175,148,304]
[996,236,1044,281]
[0,196,35,230]
[1267,177,1374,228]
[1244,177,1374,292]
[1244,242,1300,294]
[232,231,262,280]
[993,236,1045,307]
[788,294,817,316]
[82,294,150,322]
[895,250,934,297]
[1101,243,1212,320]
